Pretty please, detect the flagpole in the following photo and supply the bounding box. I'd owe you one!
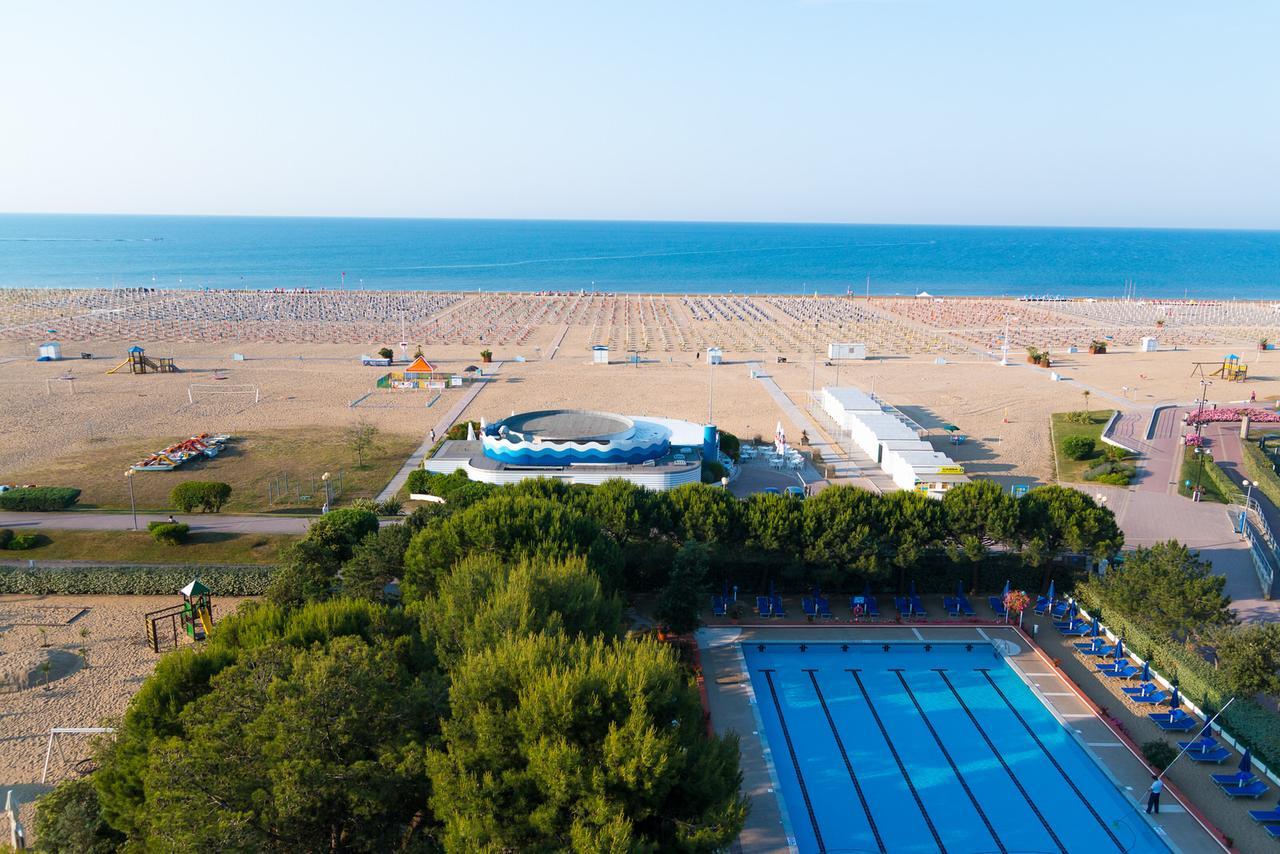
[1158,697,1236,779]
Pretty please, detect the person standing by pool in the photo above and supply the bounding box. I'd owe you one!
[1146,776,1162,814]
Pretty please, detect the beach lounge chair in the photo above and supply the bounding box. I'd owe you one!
[1104,665,1140,680]
[1186,747,1231,763]
[1156,715,1199,732]
[1212,772,1258,787]
[956,595,976,616]
[1248,807,1280,823]
[988,597,1008,619]
[910,595,927,616]
[894,597,911,617]
[770,595,786,618]
[817,596,833,619]
[712,595,726,617]
[1222,782,1269,799]
[865,595,880,617]
[1096,659,1130,672]
[1131,691,1169,705]
[755,596,771,617]
[1075,638,1106,653]
[1123,681,1156,696]
[1266,825,1280,839]
[1059,622,1092,636]
[1178,736,1218,752]
[944,596,960,617]
[802,597,817,618]
[1149,708,1192,724]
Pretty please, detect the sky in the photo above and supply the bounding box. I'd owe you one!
[2,1,1278,228]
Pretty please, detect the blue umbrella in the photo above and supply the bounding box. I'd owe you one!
[1194,720,1213,744]
[1114,637,1125,661]
[909,579,917,598]
[1002,579,1010,598]
[956,578,964,598]
[1240,748,1252,775]
[1068,601,1078,620]
[1091,615,1100,637]
[1170,684,1181,709]
[1139,660,1150,682]
[1046,579,1055,603]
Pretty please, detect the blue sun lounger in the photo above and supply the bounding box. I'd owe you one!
[1104,665,1140,680]
[1248,808,1280,823]
[894,597,913,617]
[988,597,1008,618]
[956,595,976,616]
[1059,622,1092,636]
[1212,771,1258,787]
[909,595,927,616]
[770,594,786,618]
[1151,712,1199,731]
[817,596,833,619]
[712,595,726,617]
[1265,825,1280,838]
[1131,691,1169,705]
[865,595,880,617]
[1123,681,1156,696]
[1186,747,1231,763]
[802,597,817,618]
[755,596,771,617]
[1178,736,1217,752]
[1222,781,1269,799]
[1096,659,1129,672]
[1075,638,1106,653]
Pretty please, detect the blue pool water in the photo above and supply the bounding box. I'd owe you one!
[0,213,1278,298]
[744,642,1168,854]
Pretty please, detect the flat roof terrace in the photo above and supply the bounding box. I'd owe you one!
[498,409,635,442]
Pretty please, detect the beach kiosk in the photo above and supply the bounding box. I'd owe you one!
[1140,337,1158,353]
[592,345,610,365]
[707,346,723,365]
[37,342,62,361]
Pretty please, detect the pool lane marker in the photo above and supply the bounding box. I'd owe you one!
[803,669,886,854]
[892,670,1006,854]
[847,669,946,853]
[935,669,1067,854]
[760,669,827,853]
[977,669,1127,852]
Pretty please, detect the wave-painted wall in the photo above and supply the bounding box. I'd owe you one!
[482,436,670,465]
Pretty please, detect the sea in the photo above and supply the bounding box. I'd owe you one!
[1,213,1278,300]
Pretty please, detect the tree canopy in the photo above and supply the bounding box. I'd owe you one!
[1093,540,1233,640]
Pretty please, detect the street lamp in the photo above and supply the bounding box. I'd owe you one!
[124,469,137,531]
[321,472,332,513]
[1243,478,1254,508]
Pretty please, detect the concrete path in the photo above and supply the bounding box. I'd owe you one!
[375,362,502,501]
[0,510,312,534]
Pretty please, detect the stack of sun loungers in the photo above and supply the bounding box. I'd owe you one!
[1177,734,1231,764]
[1213,771,1269,799]
[894,596,927,619]
[802,595,834,619]
[711,595,727,617]
[754,594,787,618]
[987,596,1009,619]
[944,595,976,617]
[1249,805,1280,838]
[1148,708,1200,732]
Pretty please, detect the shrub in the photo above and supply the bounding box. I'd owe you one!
[718,430,741,462]
[169,481,232,513]
[7,532,43,550]
[0,564,276,595]
[34,776,124,854]
[0,528,11,548]
[1241,441,1280,507]
[1061,435,1095,460]
[1141,740,1177,770]
[147,521,190,545]
[377,498,403,516]
[0,486,81,511]
[377,347,394,360]
[701,460,728,484]
[1089,340,1107,354]
[444,421,481,441]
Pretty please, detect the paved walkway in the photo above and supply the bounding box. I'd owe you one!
[375,362,502,501]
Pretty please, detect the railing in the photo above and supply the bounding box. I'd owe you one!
[1231,496,1279,599]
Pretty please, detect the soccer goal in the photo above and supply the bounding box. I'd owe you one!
[188,383,260,405]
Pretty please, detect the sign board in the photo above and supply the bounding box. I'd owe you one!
[938,465,965,475]
[1011,484,1029,498]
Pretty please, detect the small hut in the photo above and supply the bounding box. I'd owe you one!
[707,346,723,365]
[592,345,609,365]
[37,342,62,361]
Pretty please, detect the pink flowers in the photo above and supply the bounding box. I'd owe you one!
[1004,590,1031,613]
[1185,406,1280,426]
[1184,433,1204,447]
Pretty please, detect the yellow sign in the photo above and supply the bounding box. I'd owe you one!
[938,465,966,475]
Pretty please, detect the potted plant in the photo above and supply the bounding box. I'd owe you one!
[1261,337,1271,352]
[480,349,493,363]
[1088,339,1107,355]
[1026,346,1042,365]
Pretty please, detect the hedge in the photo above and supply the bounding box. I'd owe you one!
[8,533,42,550]
[0,487,81,511]
[147,521,190,545]
[1242,441,1280,508]
[0,564,276,596]
[1075,582,1280,769]
[0,529,11,548]
[170,481,232,513]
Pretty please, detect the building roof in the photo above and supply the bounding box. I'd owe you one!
[499,409,634,442]
[405,356,436,373]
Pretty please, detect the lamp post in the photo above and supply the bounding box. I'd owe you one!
[321,472,332,513]
[707,355,714,424]
[1191,380,1212,500]
[125,469,137,531]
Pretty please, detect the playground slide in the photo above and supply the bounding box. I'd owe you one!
[106,360,130,374]
[198,608,214,638]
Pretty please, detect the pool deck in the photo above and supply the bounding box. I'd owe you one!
[699,621,1229,854]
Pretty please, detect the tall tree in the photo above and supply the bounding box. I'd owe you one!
[742,492,805,554]
[801,485,882,581]
[1213,623,1280,698]
[667,482,743,545]
[943,480,1019,589]
[656,540,711,634]
[426,633,747,851]
[1017,485,1123,588]
[346,419,382,467]
[1094,540,1233,641]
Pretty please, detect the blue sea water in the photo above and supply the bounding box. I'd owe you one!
[0,213,1277,299]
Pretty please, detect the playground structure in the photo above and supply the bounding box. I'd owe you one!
[1193,354,1249,382]
[107,345,179,375]
[132,433,231,471]
[144,579,214,653]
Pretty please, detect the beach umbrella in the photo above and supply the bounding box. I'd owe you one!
[1240,749,1252,775]
[1046,579,1055,603]
[1170,683,1181,709]
[942,424,960,433]
[1091,615,1100,637]
[909,579,917,598]
[1002,579,1010,598]
[1194,720,1213,745]
[1068,601,1078,620]
[1139,660,1150,682]
[955,578,964,598]
[1114,637,1125,661]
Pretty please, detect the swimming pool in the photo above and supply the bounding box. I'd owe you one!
[743,642,1169,853]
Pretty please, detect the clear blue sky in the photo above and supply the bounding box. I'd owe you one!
[3,1,1277,228]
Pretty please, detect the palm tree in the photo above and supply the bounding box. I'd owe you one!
[1082,389,1092,417]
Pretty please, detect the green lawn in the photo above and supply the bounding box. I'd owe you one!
[2,529,295,564]
[1176,446,1234,504]
[10,428,420,514]
[1050,410,1114,483]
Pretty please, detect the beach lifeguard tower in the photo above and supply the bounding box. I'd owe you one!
[37,342,62,362]
[592,345,610,365]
